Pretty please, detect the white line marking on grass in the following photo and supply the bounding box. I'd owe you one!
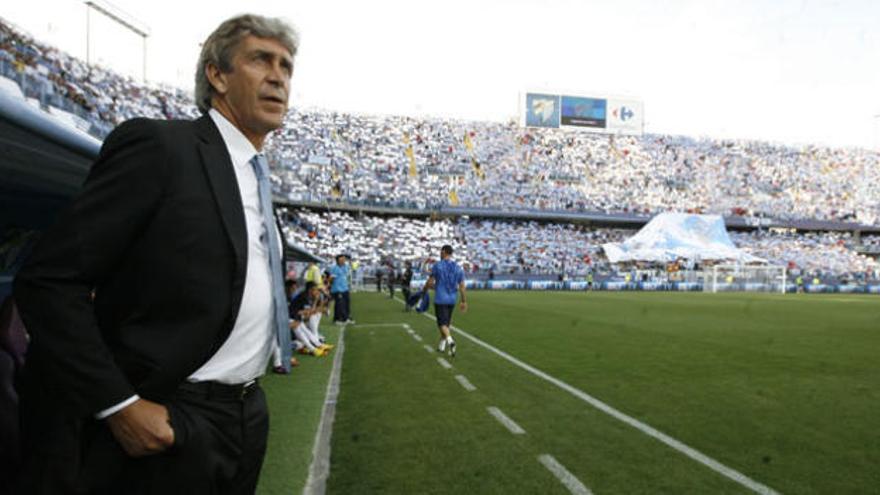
[350,323,408,328]
[437,357,453,369]
[423,344,434,353]
[817,297,878,303]
[304,326,347,495]
[391,296,780,495]
[487,406,526,435]
[412,334,423,342]
[455,374,477,391]
[538,454,593,495]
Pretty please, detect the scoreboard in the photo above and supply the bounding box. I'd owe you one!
[523,92,643,135]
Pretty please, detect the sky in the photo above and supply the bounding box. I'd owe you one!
[4,0,880,148]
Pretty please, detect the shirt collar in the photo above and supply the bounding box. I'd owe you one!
[208,108,259,168]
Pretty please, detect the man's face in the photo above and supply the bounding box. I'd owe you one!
[309,286,321,299]
[209,35,293,143]
[337,257,345,266]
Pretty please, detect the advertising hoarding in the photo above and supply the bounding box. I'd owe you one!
[523,92,643,135]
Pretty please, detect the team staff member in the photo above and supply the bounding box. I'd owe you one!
[289,282,332,357]
[423,245,467,357]
[386,264,396,299]
[401,262,414,311]
[303,260,323,288]
[307,286,330,342]
[13,14,298,494]
[327,254,354,324]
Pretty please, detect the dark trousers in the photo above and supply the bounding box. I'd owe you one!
[332,291,350,322]
[20,382,269,495]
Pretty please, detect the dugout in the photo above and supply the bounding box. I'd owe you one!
[0,86,100,302]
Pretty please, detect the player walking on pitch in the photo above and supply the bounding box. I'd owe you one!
[423,244,467,357]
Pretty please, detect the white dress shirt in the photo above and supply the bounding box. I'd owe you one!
[96,110,278,418]
[188,109,276,383]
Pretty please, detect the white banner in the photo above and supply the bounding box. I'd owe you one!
[603,212,764,264]
[606,98,643,135]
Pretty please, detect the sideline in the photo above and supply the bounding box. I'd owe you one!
[393,296,780,495]
[304,322,410,494]
[302,325,347,495]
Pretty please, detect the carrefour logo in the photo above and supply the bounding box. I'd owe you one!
[613,106,635,121]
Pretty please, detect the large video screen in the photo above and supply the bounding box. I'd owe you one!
[560,96,606,128]
[522,92,642,134]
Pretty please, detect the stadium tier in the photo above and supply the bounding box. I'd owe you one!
[4,17,880,226]
[280,208,877,282]
[2,16,878,285]
[268,110,880,226]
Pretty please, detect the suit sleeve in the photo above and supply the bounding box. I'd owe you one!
[14,118,170,416]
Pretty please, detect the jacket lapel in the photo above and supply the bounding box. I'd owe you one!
[194,115,247,274]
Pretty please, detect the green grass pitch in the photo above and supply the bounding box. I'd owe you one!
[260,291,880,494]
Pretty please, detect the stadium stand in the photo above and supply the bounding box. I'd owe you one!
[0,18,197,140]
[281,209,878,281]
[4,17,879,227]
[268,109,880,225]
[2,16,878,286]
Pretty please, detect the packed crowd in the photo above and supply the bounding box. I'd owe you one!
[458,220,627,275]
[731,231,878,281]
[860,236,880,248]
[283,209,879,280]
[3,17,879,281]
[0,18,197,139]
[268,109,880,225]
[4,17,879,227]
[280,208,466,270]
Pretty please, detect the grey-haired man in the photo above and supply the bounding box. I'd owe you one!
[14,14,298,494]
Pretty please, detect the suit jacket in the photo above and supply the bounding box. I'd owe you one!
[0,299,27,494]
[13,115,252,491]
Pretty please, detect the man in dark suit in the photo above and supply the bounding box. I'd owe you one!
[13,14,298,494]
